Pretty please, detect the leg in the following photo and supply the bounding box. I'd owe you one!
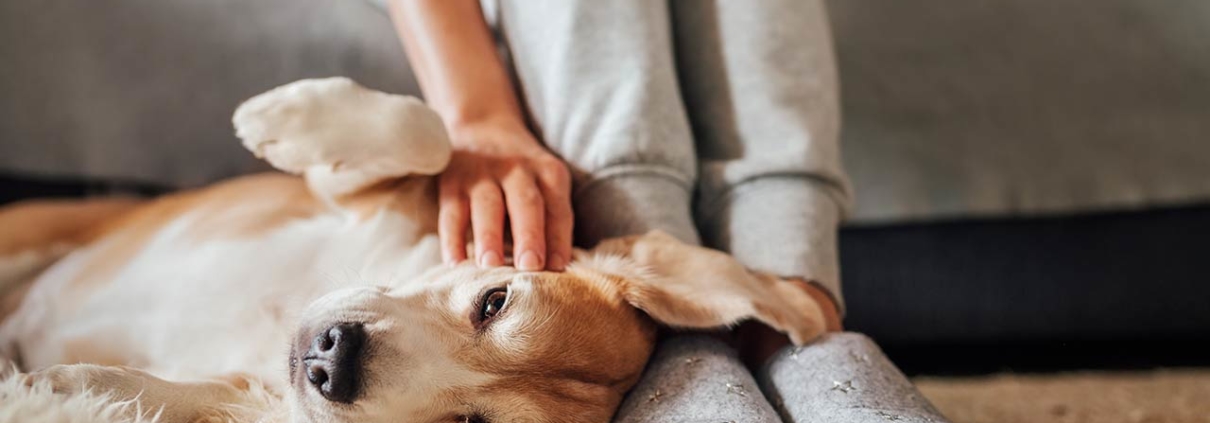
[233,77,451,206]
[670,4,949,421]
[20,364,275,423]
[758,333,951,423]
[614,336,780,423]
[491,0,700,246]
[671,0,850,305]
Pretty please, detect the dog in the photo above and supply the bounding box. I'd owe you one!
[0,78,826,423]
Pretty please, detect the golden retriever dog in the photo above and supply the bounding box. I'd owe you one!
[0,78,826,423]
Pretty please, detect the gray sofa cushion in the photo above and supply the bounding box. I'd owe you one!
[3,0,1208,224]
[831,0,1210,223]
[0,0,417,188]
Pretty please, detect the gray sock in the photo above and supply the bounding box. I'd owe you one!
[614,335,781,422]
[758,332,951,423]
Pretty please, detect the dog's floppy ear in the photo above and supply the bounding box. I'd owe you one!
[588,231,826,345]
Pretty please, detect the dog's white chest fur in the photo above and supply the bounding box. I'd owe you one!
[6,208,441,384]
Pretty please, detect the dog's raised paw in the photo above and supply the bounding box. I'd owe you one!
[233,77,452,199]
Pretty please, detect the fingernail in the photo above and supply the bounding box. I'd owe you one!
[479,250,502,268]
[517,250,543,271]
[547,253,565,271]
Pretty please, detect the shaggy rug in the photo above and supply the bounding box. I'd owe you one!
[916,369,1210,423]
[0,375,151,423]
[5,369,1207,422]
[0,373,279,423]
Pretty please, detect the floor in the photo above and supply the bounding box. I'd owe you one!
[916,369,1210,423]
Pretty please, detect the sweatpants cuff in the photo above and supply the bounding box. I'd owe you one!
[698,177,845,310]
[573,171,701,247]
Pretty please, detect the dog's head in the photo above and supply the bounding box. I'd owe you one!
[287,231,826,423]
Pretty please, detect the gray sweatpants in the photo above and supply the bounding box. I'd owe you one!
[487,0,850,307]
[484,1,948,421]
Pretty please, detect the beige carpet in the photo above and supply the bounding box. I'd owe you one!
[915,369,1210,423]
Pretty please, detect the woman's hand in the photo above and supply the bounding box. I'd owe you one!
[389,0,570,270]
[439,118,574,271]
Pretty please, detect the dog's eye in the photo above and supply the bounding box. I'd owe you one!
[479,288,509,321]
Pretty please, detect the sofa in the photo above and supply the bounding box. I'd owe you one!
[3,0,1209,374]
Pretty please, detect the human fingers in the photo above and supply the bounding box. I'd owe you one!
[437,175,470,265]
[502,169,546,271]
[468,179,506,267]
[535,159,573,271]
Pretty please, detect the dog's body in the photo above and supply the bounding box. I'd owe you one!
[2,173,439,379]
[0,78,825,423]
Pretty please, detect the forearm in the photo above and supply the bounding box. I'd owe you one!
[388,0,525,137]
[388,0,574,271]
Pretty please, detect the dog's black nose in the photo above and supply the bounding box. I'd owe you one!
[303,323,366,403]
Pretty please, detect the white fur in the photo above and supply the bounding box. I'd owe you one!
[7,208,441,383]
[0,373,156,423]
[0,370,286,423]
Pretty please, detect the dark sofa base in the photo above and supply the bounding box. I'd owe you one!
[842,205,1210,347]
[0,173,165,205]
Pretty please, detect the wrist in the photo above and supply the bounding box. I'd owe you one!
[444,114,546,156]
[444,105,527,134]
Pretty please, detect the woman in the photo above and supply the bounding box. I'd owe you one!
[388,1,947,421]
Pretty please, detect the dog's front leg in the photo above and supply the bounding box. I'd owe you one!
[24,364,272,423]
[233,77,451,208]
